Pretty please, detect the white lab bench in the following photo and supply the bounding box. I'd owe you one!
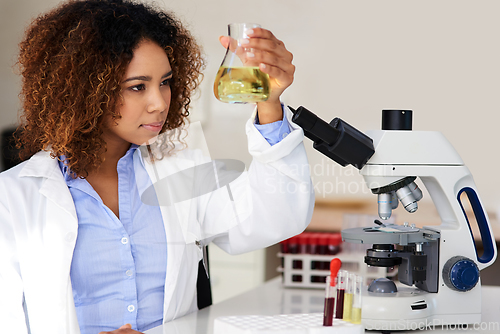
[145,277,500,334]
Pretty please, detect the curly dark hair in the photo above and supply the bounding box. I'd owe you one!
[16,0,204,177]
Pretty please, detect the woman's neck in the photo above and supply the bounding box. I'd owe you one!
[85,138,131,219]
[89,137,131,178]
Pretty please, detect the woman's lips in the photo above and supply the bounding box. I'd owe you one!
[142,121,164,132]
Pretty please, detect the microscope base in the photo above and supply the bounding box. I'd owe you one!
[361,285,481,331]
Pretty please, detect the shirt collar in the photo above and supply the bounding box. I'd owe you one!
[58,144,140,184]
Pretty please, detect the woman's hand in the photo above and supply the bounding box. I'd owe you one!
[219,28,295,124]
[98,323,143,334]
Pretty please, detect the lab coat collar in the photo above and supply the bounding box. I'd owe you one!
[19,145,140,179]
[18,150,78,221]
[19,150,60,179]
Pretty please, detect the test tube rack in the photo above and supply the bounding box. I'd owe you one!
[277,252,396,289]
[214,313,364,334]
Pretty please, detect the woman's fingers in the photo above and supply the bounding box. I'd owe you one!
[218,27,295,100]
[218,35,230,49]
[219,28,293,67]
[245,29,294,83]
[245,28,293,62]
[247,51,295,77]
[219,35,246,58]
[261,62,295,88]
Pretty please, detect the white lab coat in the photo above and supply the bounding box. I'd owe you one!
[0,108,315,334]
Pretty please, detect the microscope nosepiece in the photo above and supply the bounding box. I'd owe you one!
[371,176,423,216]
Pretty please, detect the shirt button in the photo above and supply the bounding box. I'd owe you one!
[65,233,76,242]
[127,305,135,312]
[282,132,288,139]
[121,237,129,244]
[126,270,133,277]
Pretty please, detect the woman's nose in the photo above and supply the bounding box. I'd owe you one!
[147,88,169,113]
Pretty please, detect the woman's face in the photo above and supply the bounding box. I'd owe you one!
[104,39,172,149]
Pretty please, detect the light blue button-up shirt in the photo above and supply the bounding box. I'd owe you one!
[61,145,167,333]
[62,113,290,333]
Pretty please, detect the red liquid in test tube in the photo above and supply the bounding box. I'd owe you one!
[288,235,299,254]
[323,295,335,325]
[317,234,329,270]
[310,233,320,272]
[309,233,319,255]
[280,238,289,254]
[317,233,328,255]
[335,269,347,319]
[286,235,302,282]
[323,258,342,326]
[298,232,310,254]
[328,233,342,255]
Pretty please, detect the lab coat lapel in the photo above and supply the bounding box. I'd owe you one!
[136,148,200,320]
[19,152,79,332]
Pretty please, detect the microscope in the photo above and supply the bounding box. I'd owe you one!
[290,107,497,330]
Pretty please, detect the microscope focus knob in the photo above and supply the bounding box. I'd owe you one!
[442,256,480,292]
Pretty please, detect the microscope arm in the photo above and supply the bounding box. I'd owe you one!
[421,167,496,269]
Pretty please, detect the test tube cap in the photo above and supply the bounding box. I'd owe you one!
[330,258,342,286]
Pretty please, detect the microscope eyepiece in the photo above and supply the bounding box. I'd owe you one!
[288,106,375,170]
[382,110,412,131]
[288,105,341,146]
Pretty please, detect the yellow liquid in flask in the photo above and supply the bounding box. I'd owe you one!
[214,66,270,103]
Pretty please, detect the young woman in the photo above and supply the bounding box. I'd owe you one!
[0,0,314,333]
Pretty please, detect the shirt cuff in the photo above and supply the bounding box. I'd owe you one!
[253,105,291,146]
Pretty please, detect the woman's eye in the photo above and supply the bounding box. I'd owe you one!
[131,84,146,91]
[161,78,172,87]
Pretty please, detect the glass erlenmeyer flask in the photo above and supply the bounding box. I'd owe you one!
[214,23,271,104]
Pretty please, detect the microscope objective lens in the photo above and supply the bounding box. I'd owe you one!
[408,182,423,201]
[390,191,399,209]
[377,193,392,219]
[396,185,418,213]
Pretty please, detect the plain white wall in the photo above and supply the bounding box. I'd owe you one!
[2,0,500,214]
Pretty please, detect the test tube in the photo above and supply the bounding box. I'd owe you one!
[290,235,302,270]
[288,235,299,254]
[285,235,302,282]
[317,233,329,254]
[328,233,342,255]
[335,270,347,319]
[280,237,289,254]
[309,233,319,256]
[323,275,336,326]
[343,273,355,322]
[317,234,329,270]
[323,258,341,326]
[351,275,363,324]
[298,233,310,255]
